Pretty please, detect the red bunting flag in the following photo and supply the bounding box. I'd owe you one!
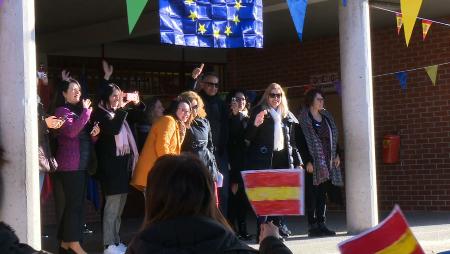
[422,19,432,40]
[338,205,425,254]
[396,13,403,35]
[241,169,304,216]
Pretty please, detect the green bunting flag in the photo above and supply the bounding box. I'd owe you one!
[126,0,149,34]
[424,65,438,86]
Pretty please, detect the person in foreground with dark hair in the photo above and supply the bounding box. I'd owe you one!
[126,154,293,254]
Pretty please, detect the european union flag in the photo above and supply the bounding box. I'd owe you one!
[160,0,263,48]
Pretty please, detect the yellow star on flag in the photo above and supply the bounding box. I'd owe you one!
[213,28,220,38]
[232,15,240,25]
[184,0,195,6]
[188,10,198,21]
[198,23,207,35]
[225,25,233,36]
[234,0,242,10]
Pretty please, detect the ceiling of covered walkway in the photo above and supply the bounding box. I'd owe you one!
[35,0,450,53]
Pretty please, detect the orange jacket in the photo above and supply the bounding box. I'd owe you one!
[131,115,182,191]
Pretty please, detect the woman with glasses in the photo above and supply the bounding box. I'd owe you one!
[131,98,192,192]
[298,88,343,237]
[246,83,304,242]
[227,90,253,240]
[179,91,219,192]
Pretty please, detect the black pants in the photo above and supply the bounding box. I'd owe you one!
[52,170,87,242]
[228,177,250,233]
[305,173,327,225]
[216,152,229,218]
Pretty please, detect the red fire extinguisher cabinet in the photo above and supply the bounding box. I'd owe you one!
[383,135,400,164]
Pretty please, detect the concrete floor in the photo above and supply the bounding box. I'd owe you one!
[41,211,450,254]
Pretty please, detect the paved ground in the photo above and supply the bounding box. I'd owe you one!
[42,211,450,254]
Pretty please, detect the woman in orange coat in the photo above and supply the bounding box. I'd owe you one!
[131,98,192,191]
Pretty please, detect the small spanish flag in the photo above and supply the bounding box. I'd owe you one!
[422,19,432,41]
[241,169,304,216]
[338,205,425,254]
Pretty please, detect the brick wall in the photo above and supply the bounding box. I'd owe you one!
[227,19,450,211]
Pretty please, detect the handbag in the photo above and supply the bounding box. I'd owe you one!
[38,142,58,172]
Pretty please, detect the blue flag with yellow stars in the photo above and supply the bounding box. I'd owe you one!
[159,0,263,48]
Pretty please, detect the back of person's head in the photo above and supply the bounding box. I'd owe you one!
[143,154,229,229]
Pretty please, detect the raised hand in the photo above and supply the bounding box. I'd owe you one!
[253,110,266,127]
[61,70,71,81]
[102,59,114,80]
[82,99,92,109]
[90,122,100,136]
[192,63,204,80]
[259,221,281,244]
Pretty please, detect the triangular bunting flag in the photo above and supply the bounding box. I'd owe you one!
[395,72,408,91]
[126,0,149,34]
[396,13,403,35]
[339,205,425,254]
[286,0,308,41]
[342,0,347,7]
[422,19,432,40]
[424,65,438,86]
[400,0,423,46]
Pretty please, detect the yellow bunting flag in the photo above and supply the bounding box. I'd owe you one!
[396,13,403,35]
[422,20,432,40]
[400,0,423,46]
[424,65,438,86]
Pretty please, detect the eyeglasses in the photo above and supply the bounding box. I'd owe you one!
[204,82,219,88]
[234,97,246,102]
[269,93,282,99]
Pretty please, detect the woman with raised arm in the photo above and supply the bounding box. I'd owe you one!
[245,83,303,242]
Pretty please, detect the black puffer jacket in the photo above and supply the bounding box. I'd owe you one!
[245,105,303,170]
[181,118,219,181]
[126,216,292,254]
[228,112,250,183]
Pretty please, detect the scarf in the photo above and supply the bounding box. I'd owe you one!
[99,104,139,173]
[299,108,343,186]
[269,107,284,151]
[177,119,187,144]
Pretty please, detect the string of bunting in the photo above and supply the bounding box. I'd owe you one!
[371,5,450,44]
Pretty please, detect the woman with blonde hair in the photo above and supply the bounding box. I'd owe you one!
[246,83,304,242]
[130,98,192,192]
[179,91,219,198]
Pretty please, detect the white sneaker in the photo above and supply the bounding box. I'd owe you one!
[117,243,127,252]
[104,244,124,254]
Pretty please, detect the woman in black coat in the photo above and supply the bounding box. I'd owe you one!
[93,83,141,253]
[179,91,219,182]
[227,90,252,240]
[246,83,303,241]
[126,154,292,254]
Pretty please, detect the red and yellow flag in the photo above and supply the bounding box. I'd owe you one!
[338,205,425,254]
[241,169,304,216]
[396,13,403,35]
[422,19,432,40]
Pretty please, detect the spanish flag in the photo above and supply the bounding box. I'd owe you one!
[241,169,304,216]
[338,205,425,254]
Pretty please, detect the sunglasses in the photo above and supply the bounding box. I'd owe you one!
[269,93,282,99]
[204,82,219,88]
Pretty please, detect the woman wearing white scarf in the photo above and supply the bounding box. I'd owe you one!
[93,83,141,254]
[246,83,304,243]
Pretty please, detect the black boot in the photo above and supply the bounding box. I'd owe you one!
[308,223,322,237]
[318,222,336,236]
[238,222,253,241]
